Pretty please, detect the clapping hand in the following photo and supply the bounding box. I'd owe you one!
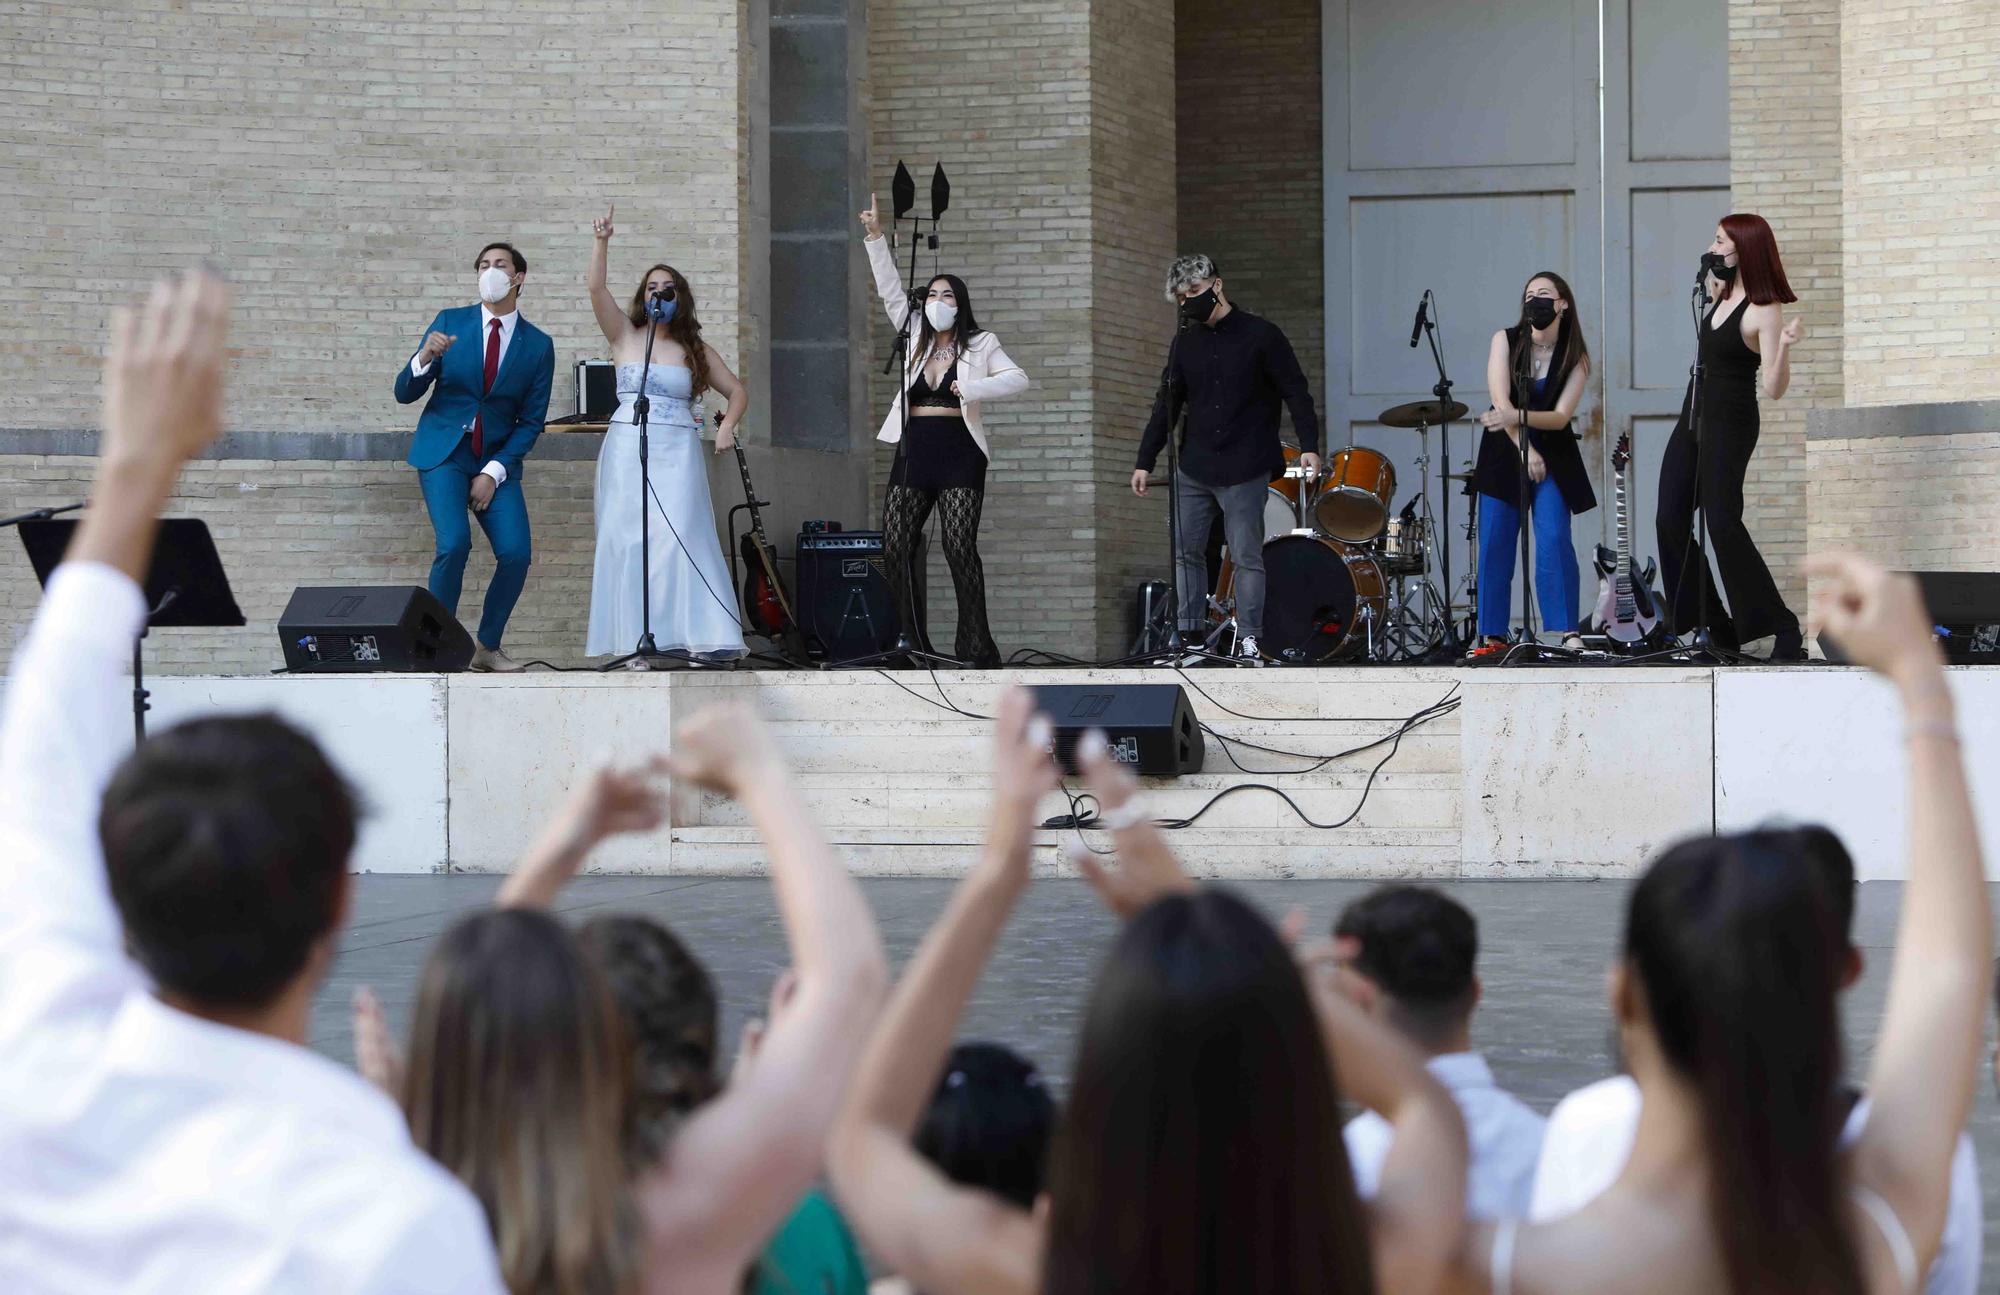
[666,702,784,798]
[593,203,615,241]
[350,986,406,1097]
[1070,730,1196,918]
[1807,553,1940,687]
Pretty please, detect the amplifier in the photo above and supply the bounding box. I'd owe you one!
[278,586,474,673]
[575,359,617,419]
[1821,571,2000,666]
[1029,683,1204,777]
[794,529,926,662]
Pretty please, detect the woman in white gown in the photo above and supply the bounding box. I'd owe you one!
[585,204,748,662]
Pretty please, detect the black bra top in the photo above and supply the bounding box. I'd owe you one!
[909,357,961,409]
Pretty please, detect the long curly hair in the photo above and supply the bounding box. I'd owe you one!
[625,264,713,397]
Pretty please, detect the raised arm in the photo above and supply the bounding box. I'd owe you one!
[0,272,231,967]
[1758,306,1801,400]
[1821,554,1990,1274]
[828,689,1056,1295]
[495,758,670,909]
[589,205,633,347]
[860,193,912,332]
[638,703,889,1270]
[1315,986,1468,1293]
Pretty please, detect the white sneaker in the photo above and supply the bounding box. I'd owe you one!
[469,644,524,673]
[1236,636,1266,666]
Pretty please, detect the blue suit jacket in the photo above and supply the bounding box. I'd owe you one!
[394,304,555,480]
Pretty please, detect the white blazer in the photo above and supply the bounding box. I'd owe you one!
[866,235,1030,460]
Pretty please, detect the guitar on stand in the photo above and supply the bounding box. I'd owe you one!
[1589,431,1667,649]
[719,411,808,661]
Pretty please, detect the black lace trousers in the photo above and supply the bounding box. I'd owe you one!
[882,484,998,664]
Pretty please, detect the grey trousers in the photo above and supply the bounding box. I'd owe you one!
[1175,471,1269,639]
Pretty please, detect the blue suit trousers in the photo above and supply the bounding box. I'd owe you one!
[420,435,532,650]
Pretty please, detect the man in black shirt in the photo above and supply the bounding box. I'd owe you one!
[1132,254,1322,663]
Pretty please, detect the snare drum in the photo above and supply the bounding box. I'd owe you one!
[1261,535,1387,662]
[1379,515,1429,573]
[1314,445,1397,542]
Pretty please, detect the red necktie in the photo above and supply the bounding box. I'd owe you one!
[473,318,501,457]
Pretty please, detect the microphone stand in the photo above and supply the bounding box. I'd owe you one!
[1414,298,1468,659]
[1499,333,1557,664]
[1137,311,1238,667]
[601,293,685,671]
[1671,267,1750,666]
[840,211,962,671]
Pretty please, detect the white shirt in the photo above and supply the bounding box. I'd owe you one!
[1529,1075,1982,1295]
[0,562,505,1295]
[409,302,517,485]
[1343,1051,1547,1221]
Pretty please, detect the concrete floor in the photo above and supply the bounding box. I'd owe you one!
[316,877,2000,1286]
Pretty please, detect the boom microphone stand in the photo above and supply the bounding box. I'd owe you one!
[1671,258,1751,665]
[842,161,963,671]
[1413,292,1471,660]
[602,290,685,671]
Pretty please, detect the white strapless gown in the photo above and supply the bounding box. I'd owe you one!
[585,364,747,659]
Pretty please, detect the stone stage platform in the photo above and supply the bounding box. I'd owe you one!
[60,665,2000,881]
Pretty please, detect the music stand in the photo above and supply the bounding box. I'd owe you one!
[18,518,245,743]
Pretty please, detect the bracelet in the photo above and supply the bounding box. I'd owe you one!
[1906,718,1960,744]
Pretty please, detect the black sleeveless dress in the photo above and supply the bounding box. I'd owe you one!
[1654,293,1800,646]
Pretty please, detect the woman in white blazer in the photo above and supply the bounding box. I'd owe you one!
[860,193,1029,667]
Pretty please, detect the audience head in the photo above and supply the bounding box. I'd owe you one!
[1617,829,1864,1295]
[1332,885,1479,1053]
[913,1042,1055,1211]
[575,914,721,1162]
[99,714,357,1018]
[403,907,638,1295]
[1042,888,1374,1295]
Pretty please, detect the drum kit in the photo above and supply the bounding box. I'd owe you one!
[1208,397,1472,664]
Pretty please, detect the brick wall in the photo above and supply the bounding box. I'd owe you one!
[1728,0,1843,617]
[0,1,749,430]
[1174,0,1324,431]
[865,0,1175,659]
[1808,430,2000,566]
[1840,0,2000,406]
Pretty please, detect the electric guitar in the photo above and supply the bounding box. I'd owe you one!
[718,413,807,658]
[1591,431,1666,646]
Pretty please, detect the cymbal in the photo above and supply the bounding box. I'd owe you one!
[1377,399,1471,429]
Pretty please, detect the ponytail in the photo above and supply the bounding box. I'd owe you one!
[1626,834,1866,1295]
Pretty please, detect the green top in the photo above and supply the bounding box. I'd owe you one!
[751,1189,870,1295]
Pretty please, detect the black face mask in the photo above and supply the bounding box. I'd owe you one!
[1524,297,1559,330]
[1701,251,1738,283]
[1179,287,1219,325]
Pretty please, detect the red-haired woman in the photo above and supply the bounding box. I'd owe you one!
[1655,213,1806,659]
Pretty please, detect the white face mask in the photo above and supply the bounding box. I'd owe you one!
[478,266,515,304]
[924,300,958,332]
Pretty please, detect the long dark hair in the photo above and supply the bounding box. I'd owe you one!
[1507,269,1588,404]
[913,273,984,367]
[403,908,641,1295]
[626,264,713,396]
[1041,889,1375,1295]
[1718,213,1798,306]
[575,915,722,1165]
[1626,832,1865,1295]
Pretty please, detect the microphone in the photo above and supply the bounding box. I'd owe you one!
[1408,291,1430,348]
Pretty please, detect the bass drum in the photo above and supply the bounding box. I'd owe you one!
[1261,535,1387,663]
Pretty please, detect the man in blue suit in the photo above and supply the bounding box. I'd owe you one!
[395,240,555,671]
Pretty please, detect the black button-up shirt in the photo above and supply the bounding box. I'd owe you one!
[1135,307,1322,488]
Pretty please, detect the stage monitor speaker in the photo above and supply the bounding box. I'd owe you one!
[1819,570,2000,666]
[795,529,926,663]
[1029,683,1204,777]
[575,359,618,419]
[278,586,475,673]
